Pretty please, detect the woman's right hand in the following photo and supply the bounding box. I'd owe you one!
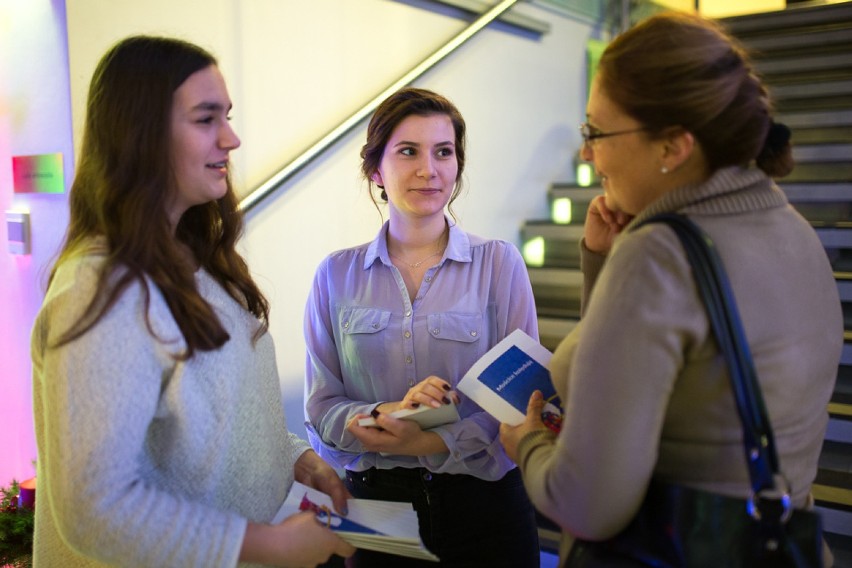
[399,376,459,411]
[584,195,633,255]
[240,513,356,567]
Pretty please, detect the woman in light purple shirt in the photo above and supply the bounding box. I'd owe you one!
[304,88,541,567]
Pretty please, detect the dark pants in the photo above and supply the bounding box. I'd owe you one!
[343,467,540,568]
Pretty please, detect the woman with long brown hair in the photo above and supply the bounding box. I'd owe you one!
[31,35,354,567]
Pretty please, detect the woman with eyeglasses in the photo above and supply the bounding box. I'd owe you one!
[500,11,841,567]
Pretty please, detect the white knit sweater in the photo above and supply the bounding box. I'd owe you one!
[31,245,310,567]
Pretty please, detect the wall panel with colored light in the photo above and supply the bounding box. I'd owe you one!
[0,0,74,486]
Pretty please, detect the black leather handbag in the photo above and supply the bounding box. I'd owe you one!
[564,213,825,568]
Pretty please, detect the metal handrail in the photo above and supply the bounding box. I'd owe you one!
[238,0,523,214]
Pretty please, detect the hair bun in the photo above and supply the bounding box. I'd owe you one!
[765,121,791,153]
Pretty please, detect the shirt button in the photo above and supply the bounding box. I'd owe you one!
[470,331,477,337]
[406,356,413,364]
[372,323,379,329]
[404,331,411,339]
[343,321,349,328]
[425,276,432,282]
[422,472,433,481]
[431,328,440,335]
[409,379,415,386]
[405,310,412,317]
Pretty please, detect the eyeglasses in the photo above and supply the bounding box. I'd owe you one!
[579,123,648,145]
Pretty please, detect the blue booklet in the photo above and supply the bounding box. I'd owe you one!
[458,329,562,433]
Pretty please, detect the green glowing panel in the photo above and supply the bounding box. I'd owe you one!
[13,153,65,194]
[586,39,608,97]
[577,163,594,187]
[552,198,572,224]
[523,236,545,267]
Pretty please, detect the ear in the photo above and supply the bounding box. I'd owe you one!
[371,170,384,188]
[660,127,696,172]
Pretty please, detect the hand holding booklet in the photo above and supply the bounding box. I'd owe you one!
[274,481,439,562]
[457,328,563,433]
[356,400,459,429]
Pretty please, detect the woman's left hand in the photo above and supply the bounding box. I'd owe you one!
[499,390,548,463]
[294,450,351,515]
[347,413,448,456]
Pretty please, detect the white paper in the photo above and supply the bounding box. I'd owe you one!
[273,481,439,562]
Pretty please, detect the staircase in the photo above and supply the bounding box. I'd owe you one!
[522,1,852,562]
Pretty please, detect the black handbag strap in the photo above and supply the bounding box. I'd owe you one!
[635,213,779,494]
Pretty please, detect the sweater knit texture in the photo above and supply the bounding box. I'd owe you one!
[31,243,310,567]
[517,166,843,564]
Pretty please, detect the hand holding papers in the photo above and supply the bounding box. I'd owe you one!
[356,399,460,429]
[457,329,563,433]
[274,482,439,562]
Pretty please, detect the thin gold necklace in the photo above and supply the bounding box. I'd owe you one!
[389,250,442,269]
[389,229,447,269]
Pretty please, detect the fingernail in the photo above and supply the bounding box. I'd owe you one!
[442,384,451,391]
[370,409,380,418]
[442,396,450,405]
[411,402,420,408]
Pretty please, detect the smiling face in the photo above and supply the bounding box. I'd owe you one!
[167,65,240,228]
[372,113,458,222]
[581,77,667,216]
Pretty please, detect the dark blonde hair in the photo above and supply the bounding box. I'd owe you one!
[597,11,793,178]
[360,87,467,217]
[53,35,269,358]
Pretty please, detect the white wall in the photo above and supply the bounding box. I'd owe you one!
[56,1,592,443]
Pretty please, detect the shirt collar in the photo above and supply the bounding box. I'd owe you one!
[363,217,471,270]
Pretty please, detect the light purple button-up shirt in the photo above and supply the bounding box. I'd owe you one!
[303,220,538,480]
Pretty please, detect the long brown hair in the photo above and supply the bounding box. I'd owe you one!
[52,35,269,358]
[597,11,793,178]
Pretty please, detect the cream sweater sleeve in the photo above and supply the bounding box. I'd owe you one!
[32,256,247,567]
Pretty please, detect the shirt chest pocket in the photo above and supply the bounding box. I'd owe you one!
[426,312,483,344]
[341,307,391,335]
[339,307,392,377]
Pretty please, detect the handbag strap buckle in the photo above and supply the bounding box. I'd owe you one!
[746,476,793,524]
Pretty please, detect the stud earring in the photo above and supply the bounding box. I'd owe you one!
[661,166,669,174]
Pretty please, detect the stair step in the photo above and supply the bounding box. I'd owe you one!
[739,26,852,55]
[784,181,852,224]
[785,161,852,183]
[832,366,852,408]
[546,186,602,225]
[824,532,852,568]
[780,109,852,129]
[792,126,852,145]
[817,440,852,489]
[529,267,583,287]
[841,344,852,367]
[523,223,585,241]
[793,143,852,163]
[827,413,852,445]
[529,267,583,320]
[813,499,852,538]
[722,2,852,36]
[816,227,852,249]
[773,79,852,101]
[838,280,852,302]
[537,316,577,352]
[755,52,852,77]
[783,182,852,200]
